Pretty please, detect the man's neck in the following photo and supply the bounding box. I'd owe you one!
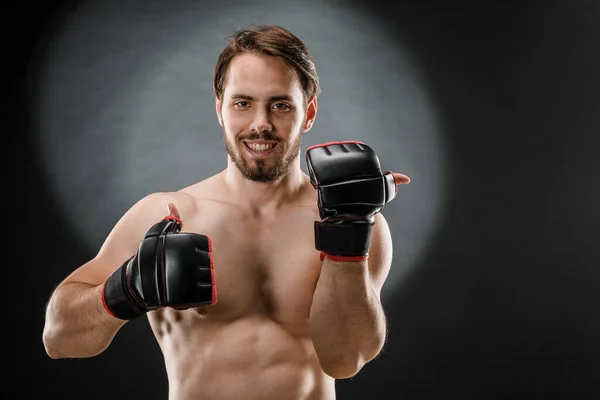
[223,158,308,213]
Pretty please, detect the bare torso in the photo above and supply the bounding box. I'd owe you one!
[146,172,334,400]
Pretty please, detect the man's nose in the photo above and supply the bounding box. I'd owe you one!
[249,107,273,133]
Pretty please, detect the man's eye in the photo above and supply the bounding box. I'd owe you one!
[235,101,250,108]
[272,103,290,111]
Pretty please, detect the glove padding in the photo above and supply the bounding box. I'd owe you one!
[102,215,216,320]
[306,140,397,261]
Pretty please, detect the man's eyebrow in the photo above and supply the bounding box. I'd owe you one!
[230,93,295,102]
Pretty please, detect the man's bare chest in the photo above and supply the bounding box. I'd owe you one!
[183,205,322,321]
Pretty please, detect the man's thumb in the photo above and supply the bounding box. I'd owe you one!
[392,172,410,185]
[167,202,181,220]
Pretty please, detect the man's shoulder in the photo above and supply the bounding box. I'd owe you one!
[130,175,217,215]
[141,172,221,200]
[176,172,223,201]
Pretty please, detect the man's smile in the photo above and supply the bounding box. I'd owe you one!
[243,140,278,157]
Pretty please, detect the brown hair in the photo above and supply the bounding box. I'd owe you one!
[213,25,320,104]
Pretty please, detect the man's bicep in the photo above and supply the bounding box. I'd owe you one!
[367,212,394,299]
[61,192,177,286]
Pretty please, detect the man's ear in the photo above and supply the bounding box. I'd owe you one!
[215,96,223,127]
[303,97,318,133]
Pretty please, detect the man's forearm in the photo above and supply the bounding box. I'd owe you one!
[43,282,126,359]
[310,258,387,379]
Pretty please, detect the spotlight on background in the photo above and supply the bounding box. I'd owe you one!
[33,0,447,301]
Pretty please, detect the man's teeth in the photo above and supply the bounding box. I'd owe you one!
[248,143,274,151]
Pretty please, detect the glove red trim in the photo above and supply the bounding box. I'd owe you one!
[101,283,116,317]
[208,237,217,305]
[306,140,366,153]
[163,215,183,228]
[320,252,368,262]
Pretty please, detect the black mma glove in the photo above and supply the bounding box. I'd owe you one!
[102,215,216,320]
[306,140,397,262]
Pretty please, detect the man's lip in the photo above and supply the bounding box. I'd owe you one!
[242,140,279,144]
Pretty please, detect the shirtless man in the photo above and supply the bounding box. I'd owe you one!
[42,25,410,400]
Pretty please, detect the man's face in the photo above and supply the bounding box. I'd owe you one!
[216,53,317,183]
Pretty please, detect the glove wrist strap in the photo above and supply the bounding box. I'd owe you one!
[102,258,146,320]
[315,219,374,262]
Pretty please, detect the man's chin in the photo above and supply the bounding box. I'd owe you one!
[225,139,299,183]
[241,168,283,183]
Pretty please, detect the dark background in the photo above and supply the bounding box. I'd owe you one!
[8,0,600,399]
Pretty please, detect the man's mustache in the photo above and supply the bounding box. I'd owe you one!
[238,132,281,142]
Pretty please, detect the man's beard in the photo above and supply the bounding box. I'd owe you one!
[223,129,302,183]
